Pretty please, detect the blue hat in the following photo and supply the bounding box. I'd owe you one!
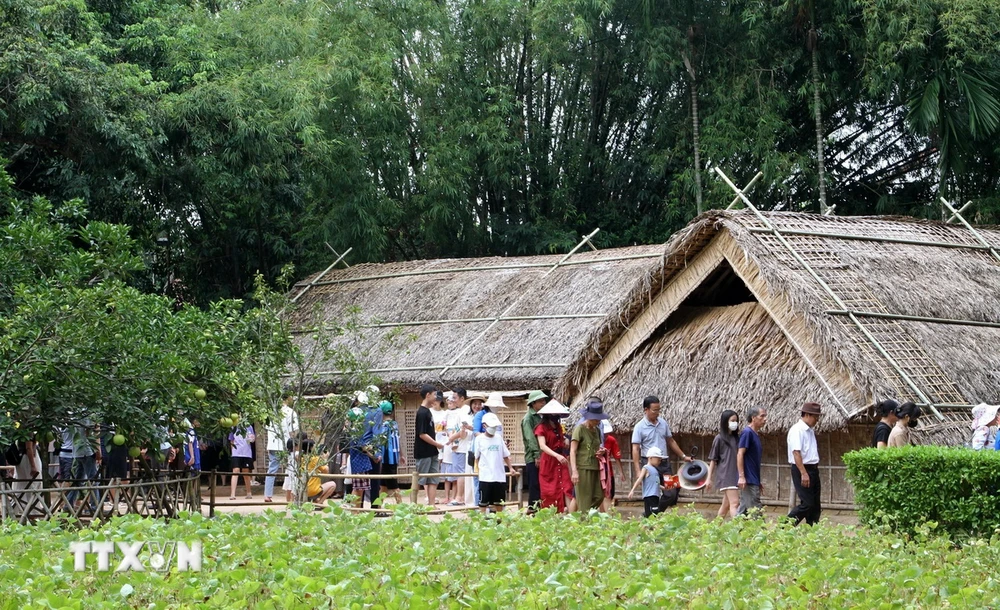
[580,399,609,421]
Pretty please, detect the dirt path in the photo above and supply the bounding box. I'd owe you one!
[202,484,859,526]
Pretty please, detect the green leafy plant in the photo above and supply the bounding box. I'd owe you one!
[4,509,1000,607]
[0,172,295,479]
[844,445,1000,540]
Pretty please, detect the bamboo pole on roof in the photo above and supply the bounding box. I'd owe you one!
[437,229,602,379]
[715,166,941,421]
[290,251,660,288]
[325,242,352,267]
[946,201,973,224]
[725,172,764,210]
[745,227,992,251]
[940,197,1000,264]
[289,313,609,334]
[826,309,1000,330]
[283,362,570,377]
[292,247,353,303]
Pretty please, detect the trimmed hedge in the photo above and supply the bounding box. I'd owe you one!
[844,445,1000,539]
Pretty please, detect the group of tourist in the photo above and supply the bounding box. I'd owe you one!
[699,400,823,526]
[412,385,735,517]
[16,386,998,522]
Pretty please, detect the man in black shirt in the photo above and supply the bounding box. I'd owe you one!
[871,399,899,448]
[414,384,444,504]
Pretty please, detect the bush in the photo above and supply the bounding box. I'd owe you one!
[844,445,1000,539]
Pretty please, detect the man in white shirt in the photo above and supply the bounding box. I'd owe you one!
[444,389,472,506]
[264,399,300,502]
[786,402,822,525]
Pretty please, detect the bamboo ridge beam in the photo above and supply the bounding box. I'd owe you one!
[826,309,1000,329]
[282,363,570,378]
[745,227,991,252]
[290,251,660,289]
[289,313,608,334]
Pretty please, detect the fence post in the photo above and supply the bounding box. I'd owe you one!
[209,470,217,518]
[410,472,419,505]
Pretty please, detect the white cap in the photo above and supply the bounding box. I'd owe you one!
[646,447,664,459]
[482,413,501,429]
[600,420,613,434]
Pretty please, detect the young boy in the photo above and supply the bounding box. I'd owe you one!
[628,446,664,518]
[474,413,512,514]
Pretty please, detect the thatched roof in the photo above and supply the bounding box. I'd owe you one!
[595,303,848,434]
[585,210,1000,445]
[288,245,666,392]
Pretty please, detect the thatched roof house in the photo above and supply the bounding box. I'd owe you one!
[576,210,1000,445]
[288,210,999,506]
[289,245,666,392]
[287,244,667,468]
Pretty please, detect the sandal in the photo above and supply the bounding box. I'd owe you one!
[264,497,273,503]
[245,494,253,499]
[229,496,236,500]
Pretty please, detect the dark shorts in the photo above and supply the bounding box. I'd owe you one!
[478,481,506,507]
[415,456,439,486]
[380,462,399,490]
[644,495,662,518]
[105,446,129,479]
[232,456,254,470]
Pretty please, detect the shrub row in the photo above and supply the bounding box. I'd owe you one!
[844,445,1000,539]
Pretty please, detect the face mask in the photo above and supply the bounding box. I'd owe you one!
[728,421,739,432]
[485,426,497,436]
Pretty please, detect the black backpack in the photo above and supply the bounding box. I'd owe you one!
[4,441,23,467]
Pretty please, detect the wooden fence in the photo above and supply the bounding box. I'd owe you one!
[0,468,200,525]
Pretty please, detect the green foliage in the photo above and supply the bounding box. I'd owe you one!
[4,509,1000,607]
[3,0,1000,304]
[844,445,1000,539]
[0,173,294,448]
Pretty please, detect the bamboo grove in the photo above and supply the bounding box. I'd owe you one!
[2,0,999,302]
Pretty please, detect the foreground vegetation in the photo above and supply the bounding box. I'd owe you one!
[2,508,999,609]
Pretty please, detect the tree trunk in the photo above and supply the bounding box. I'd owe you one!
[683,48,703,215]
[811,28,828,214]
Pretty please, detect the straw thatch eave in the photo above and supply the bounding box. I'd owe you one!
[594,303,866,434]
[288,245,667,392]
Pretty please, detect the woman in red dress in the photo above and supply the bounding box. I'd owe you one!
[534,401,574,512]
